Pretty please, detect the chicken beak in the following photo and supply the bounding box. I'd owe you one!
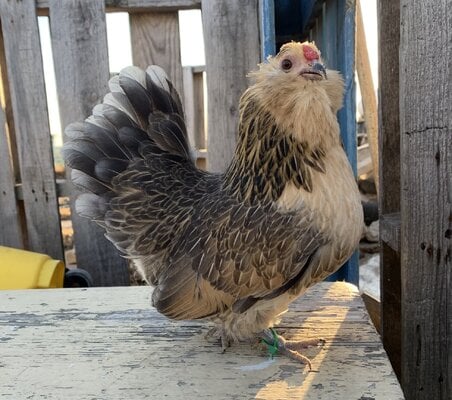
[312,61,327,79]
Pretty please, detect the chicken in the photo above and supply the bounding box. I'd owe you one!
[63,41,363,368]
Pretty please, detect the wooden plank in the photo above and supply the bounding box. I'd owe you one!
[129,12,184,97]
[361,292,381,334]
[357,144,373,176]
[355,0,379,193]
[336,0,357,175]
[380,212,401,253]
[0,26,23,249]
[0,107,22,249]
[37,0,201,14]
[259,0,276,59]
[0,282,404,399]
[0,25,20,183]
[324,0,359,285]
[201,0,260,172]
[49,0,129,286]
[399,1,451,398]
[183,67,205,149]
[183,67,206,169]
[321,0,337,69]
[378,0,402,379]
[0,0,63,260]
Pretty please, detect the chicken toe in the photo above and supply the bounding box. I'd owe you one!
[259,328,324,370]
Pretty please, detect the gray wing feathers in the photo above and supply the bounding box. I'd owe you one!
[151,196,326,319]
[64,63,325,324]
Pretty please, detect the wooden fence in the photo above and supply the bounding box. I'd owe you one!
[0,0,267,285]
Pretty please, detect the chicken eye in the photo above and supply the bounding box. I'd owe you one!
[281,59,293,71]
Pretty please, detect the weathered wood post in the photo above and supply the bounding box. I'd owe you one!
[0,0,63,260]
[50,0,129,285]
[201,0,261,172]
[129,11,184,97]
[378,0,402,379]
[399,0,451,398]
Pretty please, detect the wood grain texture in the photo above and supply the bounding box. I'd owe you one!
[380,212,401,253]
[0,107,22,249]
[361,292,381,334]
[0,25,20,183]
[130,12,184,97]
[0,282,404,399]
[377,0,402,379]
[0,0,63,260]
[355,0,378,193]
[49,0,129,286]
[201,0,261,172]
[399,1,451,398]
[37,0,201,13]
[183,66,205,149]
[0,28,23,249]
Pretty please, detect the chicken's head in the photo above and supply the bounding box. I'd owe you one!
[248,41,344,114]
[277,42,326,81]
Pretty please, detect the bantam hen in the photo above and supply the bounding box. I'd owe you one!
[63,41,363,368]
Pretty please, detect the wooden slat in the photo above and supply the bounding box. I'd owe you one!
[259,0,275,59]
[380,212,401,253]
[129,12,184,97]
[182,67,205,149]
[0,108,22,249]
[37,0,201,14]
[357,144,373,176]
[0,26,23,249]
[323,0,359,285]
[183,66,206,169]
[0,283,405,399]
[361,292,381,334]
[201,0,260,172]
[0,0,63,260]
[49,0,129,286]
[321,1,337,69]
[355,0,379,193]
[378,0,402,379]
[399,1,450,397]
[0,25,19,183]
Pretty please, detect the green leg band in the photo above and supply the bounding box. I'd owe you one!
[261,328,279,358]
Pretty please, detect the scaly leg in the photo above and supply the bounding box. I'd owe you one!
[205,325,231,353]
[259,328,325,370]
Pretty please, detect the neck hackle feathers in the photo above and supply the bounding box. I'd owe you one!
[225,41,344,205]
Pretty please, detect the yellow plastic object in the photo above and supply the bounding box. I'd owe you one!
[0,246,65,289]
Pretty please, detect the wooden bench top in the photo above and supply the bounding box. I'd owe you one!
[0,282,404,399]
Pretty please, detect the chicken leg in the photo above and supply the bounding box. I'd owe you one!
[259,328,325,370]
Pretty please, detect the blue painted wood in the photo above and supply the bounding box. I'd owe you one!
[325,0,358,285]
[269,0,359,285]
[259,0,276,59]
[300,0,318,31]
[322,1,338,69]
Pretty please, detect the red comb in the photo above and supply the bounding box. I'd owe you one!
[303,45,319,61]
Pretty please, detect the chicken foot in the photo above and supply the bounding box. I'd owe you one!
[259,328,325,370]
[204,326,231,353]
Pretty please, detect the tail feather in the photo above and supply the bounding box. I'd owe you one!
[71,169,111,195]
[119,76,153,122]
[75,193,107,220]
[64,64,192,228]
[149,114,190,158]
[104,91,145,127]
[145,65,170,92]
